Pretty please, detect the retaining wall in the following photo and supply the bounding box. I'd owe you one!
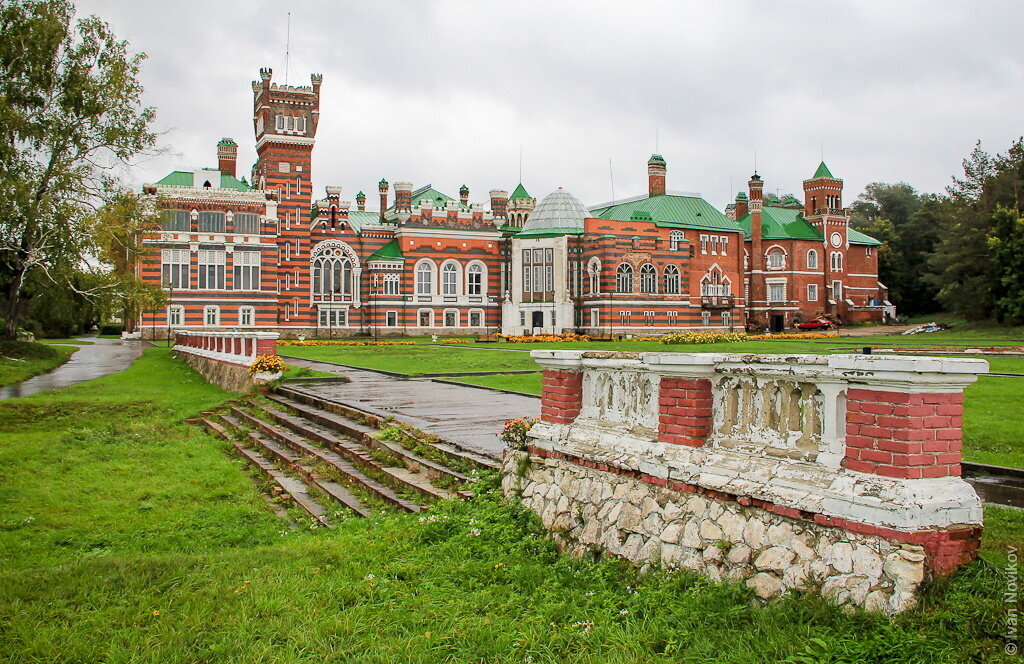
[501,350,986,613]
[173,330,279,393]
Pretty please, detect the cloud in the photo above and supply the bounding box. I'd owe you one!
[76,0,1024,210]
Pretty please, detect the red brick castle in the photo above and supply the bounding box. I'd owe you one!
[137,70,890,337]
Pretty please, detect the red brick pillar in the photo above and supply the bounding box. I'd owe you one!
[844,389,964,479]
[256,338,276,356]
[540,370,583,424]
[657,378,712,446]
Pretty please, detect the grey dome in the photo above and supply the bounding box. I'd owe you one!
[520,187,588,234]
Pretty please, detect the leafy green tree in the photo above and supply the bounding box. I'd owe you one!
[88,191,165,332]
[0,0,156,339]
[988,207,1024,323]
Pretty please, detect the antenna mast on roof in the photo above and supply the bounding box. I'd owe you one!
[519,145,523,183]
[284,12,291,85]
[609,158,615,205]
[656,127,659,153]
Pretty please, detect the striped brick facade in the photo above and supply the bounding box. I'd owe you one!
[135,68,886,338]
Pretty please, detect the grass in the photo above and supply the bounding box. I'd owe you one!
[0,348,1020,662]
[0,340,75,387]
[39,338,94,345]
[282,344,536,375]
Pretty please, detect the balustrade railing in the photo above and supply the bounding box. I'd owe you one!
[173,330,279,366]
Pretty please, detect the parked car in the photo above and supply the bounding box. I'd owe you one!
[796,318,833,330]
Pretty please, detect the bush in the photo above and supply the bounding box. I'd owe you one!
[99,323,123,336]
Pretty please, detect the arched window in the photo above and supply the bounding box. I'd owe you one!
[587,258,601,295]
[807,249,819,270]
[830,251,843,272]
[669,230,685,251]
[767,249,785,270]
[441,262,459,296]
[416,261,434,295]
[639,264,657,294]
[312,254,352,296]
[664,265,680,294]
[467,262,484,295]
[615,264,633,293]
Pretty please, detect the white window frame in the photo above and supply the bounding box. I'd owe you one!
[807,249,819,270]
[468,308,484,327]
[701,311,711,326]
[417,308,434,327]
[639,263,657,294]
[441,261,460,296]
[767,281,786,303]
[615,264,633,293]
[383,273,400,295]
[238,306,255,327]
[415,260,435,295]
[443,308,459,327]
[669,230,684,251]
[203,305,220,326]
[767,248,785,270]
[664,265,680,294]
[167,305,184,327]
[385,310,398,327]
[808,283,819,301]
[466,262,485,296]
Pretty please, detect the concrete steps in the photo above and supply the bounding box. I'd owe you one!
[200,418,336,528]
[197,380,495,526]
[274,384,500,471]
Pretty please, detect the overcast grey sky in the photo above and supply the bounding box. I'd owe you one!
[76,0,1024,211]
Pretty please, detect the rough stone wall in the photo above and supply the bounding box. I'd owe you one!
[176,352,254,393]
[503,450,928,614]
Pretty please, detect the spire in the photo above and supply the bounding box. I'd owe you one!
[510,183,531,199]
[813,161,834,179]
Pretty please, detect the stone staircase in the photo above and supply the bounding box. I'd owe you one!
[198,383,500,528]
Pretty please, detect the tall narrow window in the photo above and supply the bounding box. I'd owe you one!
[161,248,190,289]
[441,262,458,295]
[830,251,843,272]
[167,305,183,326]
[467,263,483,295]
[383,273,400,295]
[615,264,633,293]
[767,249,785,270]
[669,230,684,251]
[312,251,353,296]
[198,249,226,289]
[807,249,819,270]
[416,261,434,295]
[639,264,657,294]
[664,265,680,294]
[233,251,261,290]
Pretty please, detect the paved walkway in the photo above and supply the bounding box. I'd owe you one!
[285,358,539,459]
[0,337,146,400]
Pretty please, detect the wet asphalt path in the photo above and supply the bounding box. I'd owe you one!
[284,357,539,459]
[0,337,146,400]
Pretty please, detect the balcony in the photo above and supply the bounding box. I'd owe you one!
[700,295,734,309]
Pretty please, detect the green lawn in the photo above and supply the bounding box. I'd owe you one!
[284,335,1024,469]
[0,348,1019,662]
[39,338,95,346]
[0,340,75,387]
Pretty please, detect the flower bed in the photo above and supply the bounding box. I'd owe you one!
[748,332,839,340]
[500,417,537,450]
[660,331,748,345]
[502,333,591,343]
[440,339,472,345]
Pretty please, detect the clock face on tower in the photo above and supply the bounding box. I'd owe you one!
[830,232,843,248]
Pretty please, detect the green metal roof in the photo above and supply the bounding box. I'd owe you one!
[591,194,740,232]
[217,137,237,147]
[510,183,531,199]
[736,206,824,241]
[347,210,380,233]
[155,170,251,191]
[848,228,882,246]
[812,161,834,179]
[402,185,472,212]
[368,239,404,261]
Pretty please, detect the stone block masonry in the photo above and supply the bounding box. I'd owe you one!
[502,350,987,613]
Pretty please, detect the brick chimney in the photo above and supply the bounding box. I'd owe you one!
[394,182,413,217]
[748,173,765,311]
[378,179,389,221]
[356,191,366,212]
[489,189,508,220]
[217,138,238,178]
[734,191,748,219]
[648,154,666,197]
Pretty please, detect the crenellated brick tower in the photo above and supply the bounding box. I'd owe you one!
[251,67,322,329]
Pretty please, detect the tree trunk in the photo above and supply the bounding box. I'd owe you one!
[4,262,27,340]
